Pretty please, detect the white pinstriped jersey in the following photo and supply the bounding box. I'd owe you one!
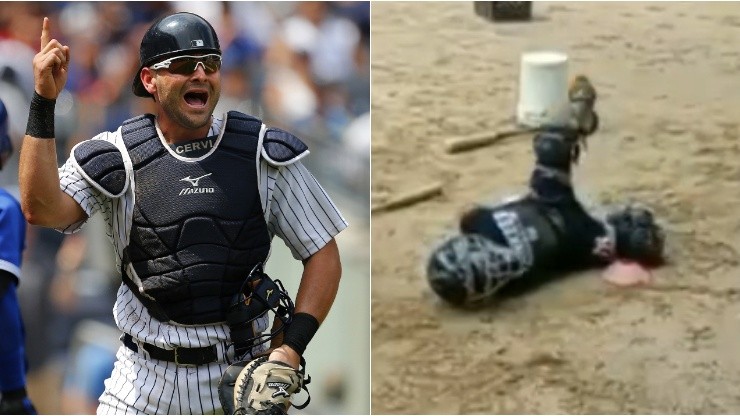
[57,114,348,353]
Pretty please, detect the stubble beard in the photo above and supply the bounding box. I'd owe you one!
[159,86,220,131]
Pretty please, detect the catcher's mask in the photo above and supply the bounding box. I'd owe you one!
[226,263,295,360]
[426,234,512,307]
[606,204,665,266]
[132,12,221,97]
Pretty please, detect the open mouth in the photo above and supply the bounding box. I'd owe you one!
[183,91,208,108]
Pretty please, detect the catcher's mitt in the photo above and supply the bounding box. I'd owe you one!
[219,356,310,415]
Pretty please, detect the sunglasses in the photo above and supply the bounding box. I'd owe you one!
[150,54,222,75]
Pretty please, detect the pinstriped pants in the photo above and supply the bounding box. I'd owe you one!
[97,345,230,415]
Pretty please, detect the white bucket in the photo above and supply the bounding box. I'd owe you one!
[516,51,570,128]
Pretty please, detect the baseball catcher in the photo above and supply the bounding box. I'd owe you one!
[19,13,346,414]
[427,76,665,306]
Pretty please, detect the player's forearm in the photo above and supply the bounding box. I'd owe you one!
[19,87,58,217]
[19,133,57,217]
[270,239,341,365]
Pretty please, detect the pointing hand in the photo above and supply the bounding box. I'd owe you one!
[32,17,70,100]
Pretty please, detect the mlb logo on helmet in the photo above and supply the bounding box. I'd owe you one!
[191,40,204,47]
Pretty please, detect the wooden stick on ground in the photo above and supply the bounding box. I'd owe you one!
[372,182,444,214]
[444,128,538,154]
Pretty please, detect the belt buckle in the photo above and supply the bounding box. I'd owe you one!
[174,347,195,367]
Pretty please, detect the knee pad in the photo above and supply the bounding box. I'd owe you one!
[533,129,580,171]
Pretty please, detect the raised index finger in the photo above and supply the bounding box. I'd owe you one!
[40,17,50,49]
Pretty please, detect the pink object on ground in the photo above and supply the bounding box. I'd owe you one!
[602,260,653,287]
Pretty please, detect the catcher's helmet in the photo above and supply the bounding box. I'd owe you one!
[606,204,665,266]
[426,234,511,306]
[132,12,221,97]
[0,99,13,168]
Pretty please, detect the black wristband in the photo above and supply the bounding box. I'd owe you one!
[25,92,56,139]
[282,312,320,356]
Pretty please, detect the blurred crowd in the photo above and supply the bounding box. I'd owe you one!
[0,1,369,194]
[0,2,369,414]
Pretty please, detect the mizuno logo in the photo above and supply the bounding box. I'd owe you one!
[267,382,291,398]
[266,289,273,300]
[179,173,215,196]
[180,173,212,187]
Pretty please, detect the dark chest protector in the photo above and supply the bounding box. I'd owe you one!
[120,111,271,325]
[495,196,567,271]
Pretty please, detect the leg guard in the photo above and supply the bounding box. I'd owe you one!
[529,130,612,266]
[530,128,580,203]
[533,129,579,172]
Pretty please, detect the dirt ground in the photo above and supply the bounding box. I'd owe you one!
[371,2,740,414]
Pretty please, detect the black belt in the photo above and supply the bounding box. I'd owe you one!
[123,333,218,366]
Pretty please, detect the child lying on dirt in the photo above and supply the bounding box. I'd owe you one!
[426,81,665,306]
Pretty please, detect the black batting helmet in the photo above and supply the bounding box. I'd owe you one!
[132,12,221,97]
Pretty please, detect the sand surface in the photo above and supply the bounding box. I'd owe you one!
[371,2,740,413]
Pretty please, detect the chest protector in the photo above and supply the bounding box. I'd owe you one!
[494,195,567,271]
[119,112,271,325]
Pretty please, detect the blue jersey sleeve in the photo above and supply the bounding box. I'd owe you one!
[0,191,25,280]
[0,283,27,392]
